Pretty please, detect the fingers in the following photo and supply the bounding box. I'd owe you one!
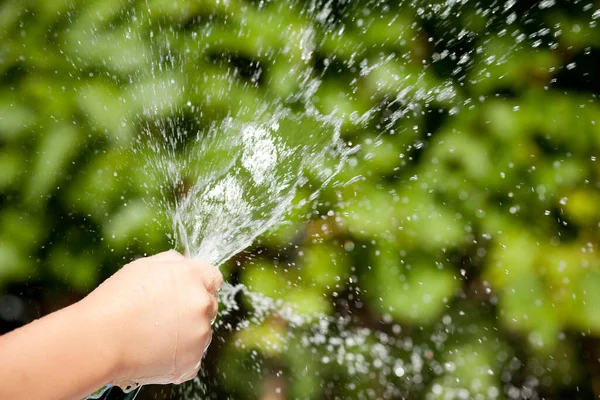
[208,267,224,294]
[173,367,200,385]
[194,287,218,323]
[208,292,218,323]
[155,252,222,293]
[172,331,211,385]
[176,350,206,384]
[187,260,223,294]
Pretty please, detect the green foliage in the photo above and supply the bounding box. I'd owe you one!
[1,0,599,399]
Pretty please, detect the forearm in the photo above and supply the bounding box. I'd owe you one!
[0,301,119,400]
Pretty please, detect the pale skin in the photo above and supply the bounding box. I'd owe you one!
[0,250,223,400]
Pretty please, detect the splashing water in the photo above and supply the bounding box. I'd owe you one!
[142,107,350,267]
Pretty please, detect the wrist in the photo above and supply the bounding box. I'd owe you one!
[69,297,124,385]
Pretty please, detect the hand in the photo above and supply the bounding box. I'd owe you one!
[80,250,223,390]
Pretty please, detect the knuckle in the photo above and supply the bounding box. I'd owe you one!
[154,250,185,261]
[167,249,185,257]
[197,290,212,308]
[213,269,224,289]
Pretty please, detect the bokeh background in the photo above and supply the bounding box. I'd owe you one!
[1,0,600,399]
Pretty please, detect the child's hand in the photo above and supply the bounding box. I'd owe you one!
[80,250,223,390]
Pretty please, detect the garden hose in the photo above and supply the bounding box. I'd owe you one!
[86,384,141,400]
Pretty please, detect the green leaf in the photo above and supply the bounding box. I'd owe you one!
[25,123,82,204]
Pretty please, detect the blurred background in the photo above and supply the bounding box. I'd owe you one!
[1,0,600,399]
